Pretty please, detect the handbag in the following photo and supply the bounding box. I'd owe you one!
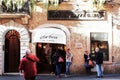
[88,60,94,68]
[58,57,64,62]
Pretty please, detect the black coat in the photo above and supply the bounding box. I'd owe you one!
[52,50,61,64]
[95,51,103,64]
[84,53,92,62]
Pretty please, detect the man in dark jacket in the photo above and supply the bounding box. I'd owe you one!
[95,47,103,78]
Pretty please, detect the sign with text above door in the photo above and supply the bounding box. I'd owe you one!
[32,28,66,44]
[48,10,106,20]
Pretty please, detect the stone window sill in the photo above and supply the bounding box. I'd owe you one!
[0,13,30,24]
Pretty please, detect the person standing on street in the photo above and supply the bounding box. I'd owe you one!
[95,47,103,78]
[18,49,39,80]
[65,48,73,77]
[52,48,62,78]
[84,50,92,74]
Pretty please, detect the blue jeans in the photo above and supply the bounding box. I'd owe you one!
[96,64,103,77]
[66,62,71,75]
[55,63,61,76]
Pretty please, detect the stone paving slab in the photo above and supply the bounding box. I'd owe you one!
[0,74,120,80]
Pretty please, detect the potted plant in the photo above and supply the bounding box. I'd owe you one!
[1,0,36,14]
[92,0,105,11]
[92,0,105,18]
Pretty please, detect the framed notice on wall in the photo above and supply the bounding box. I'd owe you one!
[75,43,82,49]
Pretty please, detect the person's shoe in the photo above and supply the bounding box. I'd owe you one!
[56,75,60,78]
[51,72,54,74]
[101,76,103,78]
[65,75,68,78]
[97,76,101,78]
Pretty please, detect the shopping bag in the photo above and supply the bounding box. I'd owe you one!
[58,57,64,62]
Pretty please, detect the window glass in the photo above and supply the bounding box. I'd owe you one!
[90,32,109,61]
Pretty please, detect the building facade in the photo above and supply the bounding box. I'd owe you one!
[0,0,120,75]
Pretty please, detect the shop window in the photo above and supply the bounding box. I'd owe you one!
[90,32,109,61]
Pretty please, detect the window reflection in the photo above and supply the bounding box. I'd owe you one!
[90,32,109,61]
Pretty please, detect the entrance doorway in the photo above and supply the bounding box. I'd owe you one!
[36,43,66,74]
[4,30,20,73]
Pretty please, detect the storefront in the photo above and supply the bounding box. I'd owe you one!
[30,24,70,73]
[0,0,120,75]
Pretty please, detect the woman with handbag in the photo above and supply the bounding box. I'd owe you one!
[52,48,62,78]
[84,50,93,74]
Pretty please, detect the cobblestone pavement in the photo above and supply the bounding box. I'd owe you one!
[0,74,120,80]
